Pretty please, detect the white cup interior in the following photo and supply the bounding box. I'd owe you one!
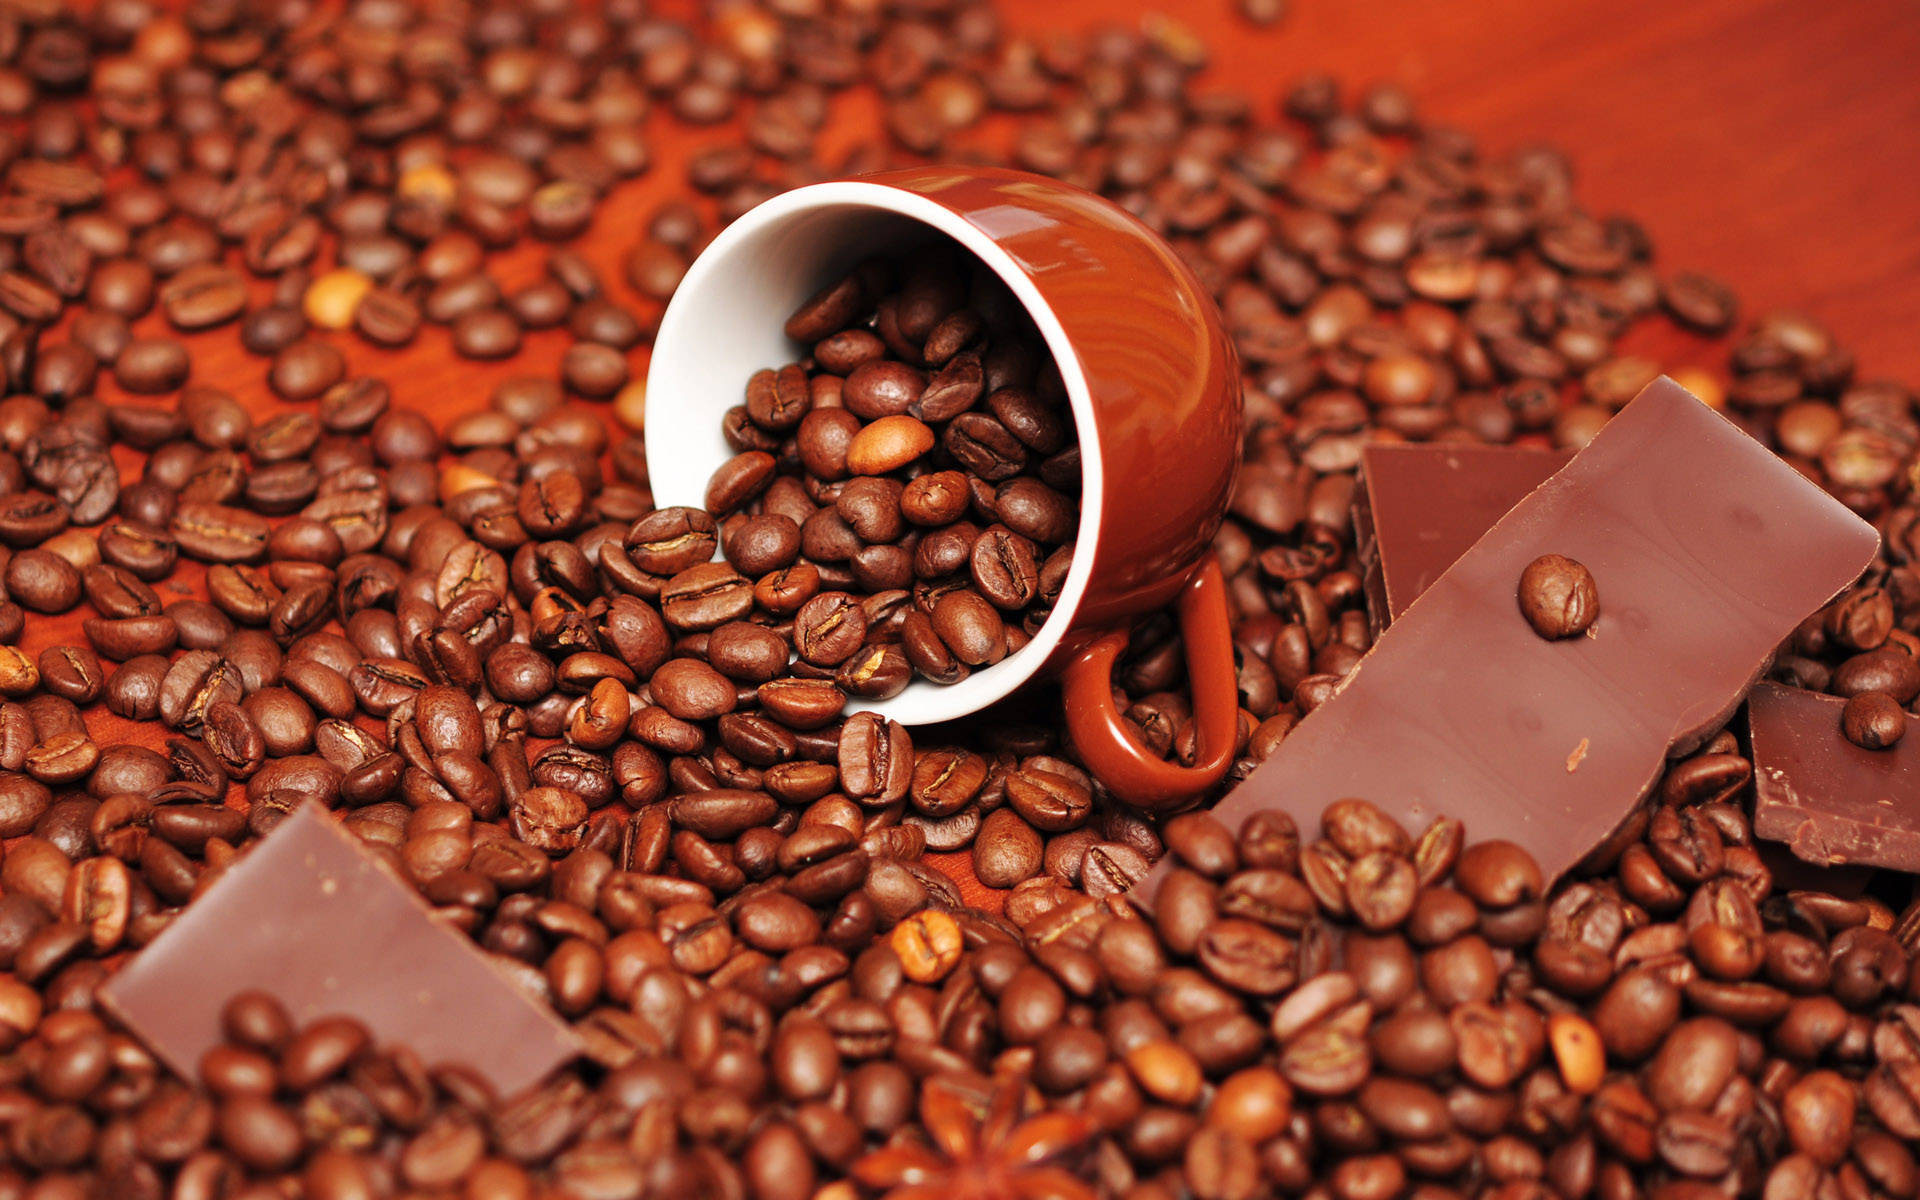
[645,182,1106,727]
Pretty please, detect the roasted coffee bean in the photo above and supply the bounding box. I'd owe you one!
[114,337,191,393]
[1005,769,1092,833]
[974,807,1043,888]
[758,678,847,730]
[931,590,1005,666]
[1516,552,1602,639]
[1842,691,1906,749]
[172,503,271,564]
[661,562,753,630]
[846,415,936,476]
[1664,272,1739,334]
[794,592,867,667]
[970,528,1040,609]
[37,646,102,704]
[0,491,68,546]
[269,340,347,402]
[99,521,178,580]
[628,508,719,575]
[160,264,247,330]
[839,712,911,807]
[6,549,82,613]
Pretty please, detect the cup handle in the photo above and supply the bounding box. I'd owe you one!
[1062,553,1238,812]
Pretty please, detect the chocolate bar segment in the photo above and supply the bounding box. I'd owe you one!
[1756,841,1875,898]
[1750,681,1920,871]
[101,803,578,1097]
[1353,443,1569,635]
[1148,378,1879,895]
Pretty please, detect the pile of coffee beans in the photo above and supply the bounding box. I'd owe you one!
[5,784,1917,1199]
[705,244,1079,691]
[0,1,1916,1198]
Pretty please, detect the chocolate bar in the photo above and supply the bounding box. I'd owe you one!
[100,803,578,1097]
[1147,378,1878,895]
[1749,681,1920,871]
[1756,841,1874,898]
[1353,442,1569,635]
[1353,436,1884,893]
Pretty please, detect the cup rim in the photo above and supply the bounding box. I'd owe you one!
[648,177,1107,726]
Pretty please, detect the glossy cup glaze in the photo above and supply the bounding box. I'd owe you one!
[646,166,1242,809]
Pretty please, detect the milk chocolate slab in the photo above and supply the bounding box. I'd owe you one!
[1353,444,1570,635]
[1148,378,1878,896]
[101,803,577,1096]
[1750,681,1920,870]
[1354,439,1878,894]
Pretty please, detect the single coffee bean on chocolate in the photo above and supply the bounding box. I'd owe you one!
[1841,690,1907,749]
[1518,553,1600,639]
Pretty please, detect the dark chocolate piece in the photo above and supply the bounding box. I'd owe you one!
[1353,443,1569,635]
[100,803,577,1097]
[1756,841,1874,899]
[1750,681,1920,871]
[1148,378,1878,896]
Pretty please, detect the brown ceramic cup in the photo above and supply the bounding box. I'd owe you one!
[646,166,1242,811]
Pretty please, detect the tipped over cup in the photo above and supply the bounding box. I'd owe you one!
[646,166,1243,811]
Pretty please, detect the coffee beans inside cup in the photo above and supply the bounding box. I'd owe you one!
[702,243,1080,692]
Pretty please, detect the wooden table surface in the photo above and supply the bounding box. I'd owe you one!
[21,0,1920,914]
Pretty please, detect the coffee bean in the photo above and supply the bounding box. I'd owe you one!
[114,337,190,393]
[303,269,374,331]
[651,659,736,722]
[931,590,1005,666]
[0,491,69,546]
[1518,553,1599,639]
[1080,842,1150,899]
[37,646,102,704]
[973,807,1042,888]
[845,415,934,476]
[705,451,776,516]
[750,678,841,731]
[970,528,1040,610]
[562,343,628,399]
[6,549,81,613]
[628,507,720,576]
[888,910,963,982]
[268,340,346,402]
[1664,272,1739,334]
[452,309,522,359]
[172,502,270,564]
[1004,768,1091,833]
[661,562,753,630]
[1842,691,1906,749]
[159,263,247,329]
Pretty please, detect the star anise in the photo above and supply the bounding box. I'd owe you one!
[851,1073,1096,1199]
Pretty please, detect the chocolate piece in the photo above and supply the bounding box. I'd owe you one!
[101,803,577,1096]
[1148,378,1878,896]
[1750,681,1920,871]
[1356,437,1879,896]
[1757,841,1875,899]
[1353,443,1569,635]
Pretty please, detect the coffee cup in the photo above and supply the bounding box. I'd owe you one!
[646,166,1242,810]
